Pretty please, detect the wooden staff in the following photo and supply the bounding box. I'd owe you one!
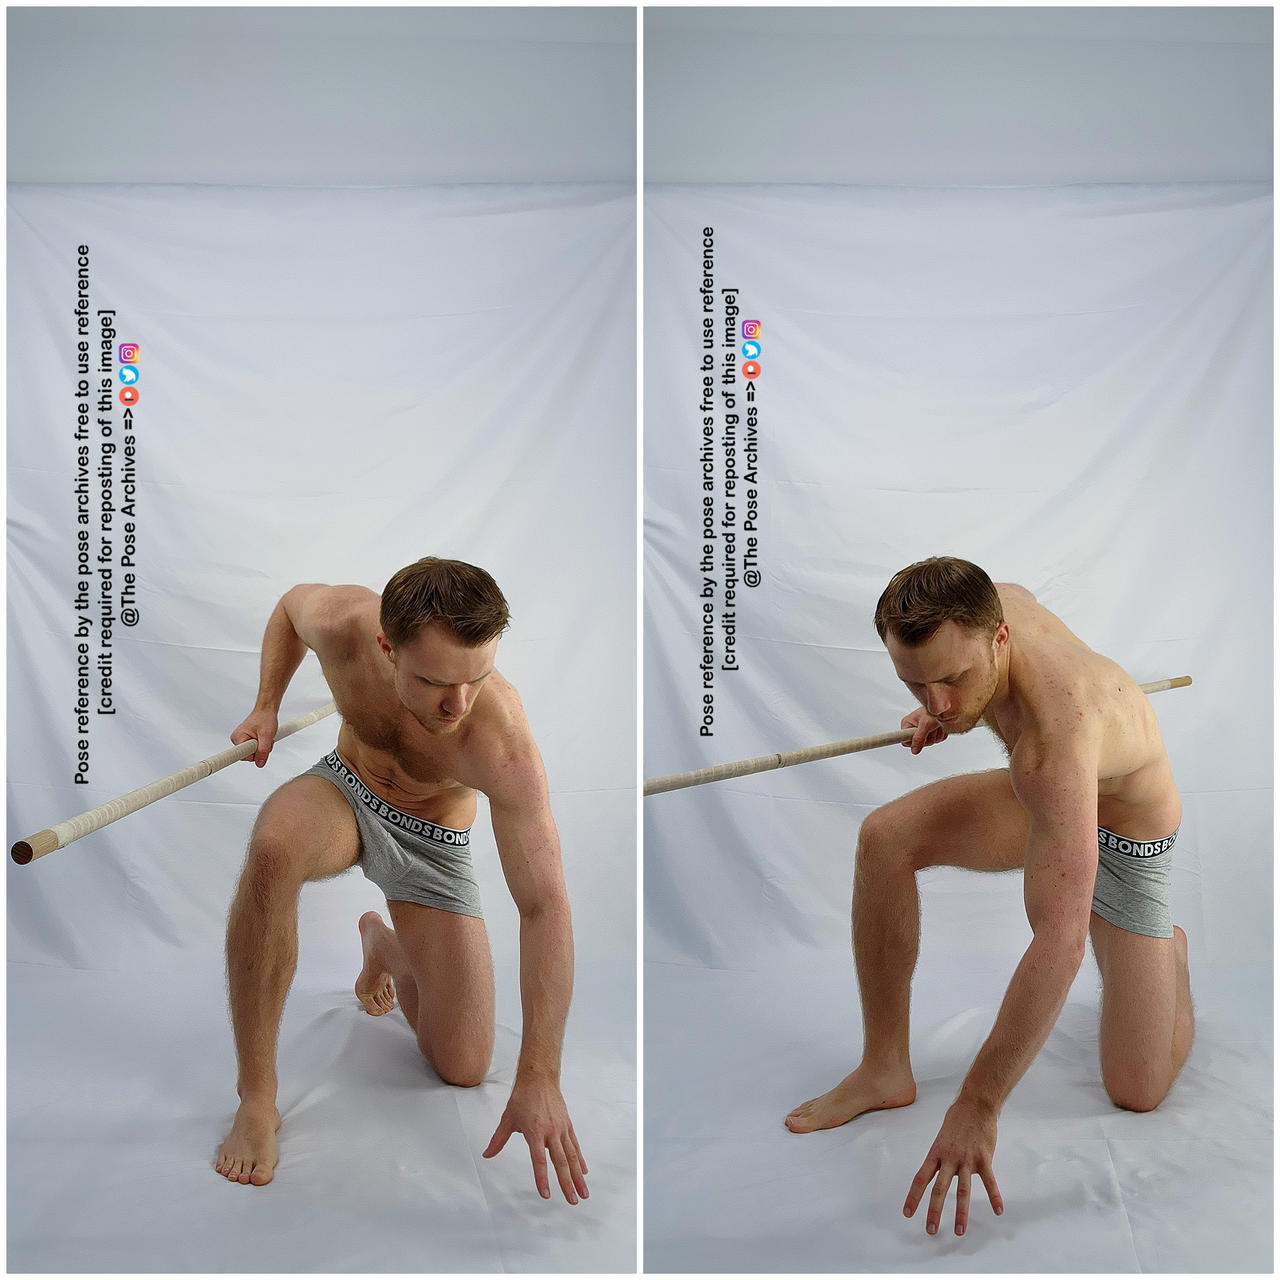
[11,701,339,864]
[644,676,1191,797]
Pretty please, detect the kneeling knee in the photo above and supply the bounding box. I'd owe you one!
[1105,1077,1167,1114]
[422,1037,491,1088]
[433,1057,489,1089]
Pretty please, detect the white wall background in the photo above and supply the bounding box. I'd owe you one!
[9,6,636,184]
[7,8,636,1273]
[643,7,1271,1272]
[646,6,1271,184]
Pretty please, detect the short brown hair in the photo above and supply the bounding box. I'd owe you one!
[380,557,510,647]
[874,557,1003,647]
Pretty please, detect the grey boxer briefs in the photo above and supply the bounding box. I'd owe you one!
[303,750,483,918]
[1091,824,1176,939]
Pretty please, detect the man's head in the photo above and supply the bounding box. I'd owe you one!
[874,556,1008,733]
[377,557,510,734]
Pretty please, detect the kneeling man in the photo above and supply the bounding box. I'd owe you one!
[786,556,1191,1237]
[215,556,587,1203]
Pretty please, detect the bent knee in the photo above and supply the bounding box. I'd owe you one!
[243,833,309,896]
[1104,1072,1169,1114]
[856,804,921,872]
[420,1035,491,1088]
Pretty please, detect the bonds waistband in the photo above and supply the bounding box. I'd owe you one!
[1097,824,1178,859]
[322,751,470,846]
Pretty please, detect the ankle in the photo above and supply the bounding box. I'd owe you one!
[236,1084,278,1109]
[860,1051,913,1080]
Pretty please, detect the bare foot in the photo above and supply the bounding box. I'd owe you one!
[356,910,397,1016]
[785,1063,917,1133]
[215,1097,281,1185]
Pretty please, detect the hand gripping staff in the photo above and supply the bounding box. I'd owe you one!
[643,677,1191,797]
[11,701,338,864]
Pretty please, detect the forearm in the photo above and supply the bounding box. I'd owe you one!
[252,594,309,712]
[514,898,574,1084]
[959,936,1084,1114]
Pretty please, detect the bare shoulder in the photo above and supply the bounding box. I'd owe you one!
[462,673,548,806]
[995,581,1037,606]
[287,583,379,654]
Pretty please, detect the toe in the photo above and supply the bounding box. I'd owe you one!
[250,1164,273,1186]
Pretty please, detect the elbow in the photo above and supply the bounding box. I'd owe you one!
[1032,928,1088,975]
[519,891,571,927]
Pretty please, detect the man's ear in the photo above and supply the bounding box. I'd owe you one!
[376,632,395,661]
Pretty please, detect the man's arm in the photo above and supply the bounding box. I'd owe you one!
[959,741,1097,1111]
[905,735,1098,1236]
[230,584,346,765]
[479,724,588,1204]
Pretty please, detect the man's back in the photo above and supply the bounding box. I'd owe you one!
[993,583,1180,827]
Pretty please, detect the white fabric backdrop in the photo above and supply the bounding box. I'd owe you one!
[643,183,1272,1271]
[7,182,635,1272]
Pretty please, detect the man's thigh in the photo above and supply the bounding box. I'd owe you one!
[249,775,361,883]
[870,768,1029,873]
[1089,911,1177,1097]
[387,899,495,1053]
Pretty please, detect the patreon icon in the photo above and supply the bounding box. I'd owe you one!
[741,320,761,340]
[118,343,140,363]
[742,361,762,380]
[118,387,140,406]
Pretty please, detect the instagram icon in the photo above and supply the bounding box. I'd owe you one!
[119,343,140,363]
[741,320,761,340]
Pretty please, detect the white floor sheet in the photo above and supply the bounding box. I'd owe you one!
[8,182,636,1272]
[643,183,1272,1271]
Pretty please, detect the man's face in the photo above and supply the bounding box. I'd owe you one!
[886,620,1006,734]
[378,621,499,735]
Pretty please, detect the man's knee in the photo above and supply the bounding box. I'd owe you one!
[1102,1063,1169,1114]
[856,804,920,873]
[423,1034,491,1088]
[242,829,309,900]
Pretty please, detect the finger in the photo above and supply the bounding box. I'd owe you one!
[548,1138,578,1205]
[568,1123,589,1179]
[528,1138,551,1200]
[565,1135,589,1198]
[927,1164,956,1236]
[955,1168,971,1237]
[481,1117,513,1160]
[978,1161,1004,1217]
[903,1155,938,1217]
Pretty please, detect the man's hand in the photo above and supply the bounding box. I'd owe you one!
[904,1098,1004,1236]
[483,1076,588,1204]
[901,707,949,755]
[230,710,278,768]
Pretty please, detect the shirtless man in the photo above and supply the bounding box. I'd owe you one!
[784,556,1191,1237]
[213,557,588,1203]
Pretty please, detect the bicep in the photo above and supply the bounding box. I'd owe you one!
[488,755,568,916]
[1013,751,1098,945]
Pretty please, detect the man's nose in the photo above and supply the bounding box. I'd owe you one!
[926,685,950,718]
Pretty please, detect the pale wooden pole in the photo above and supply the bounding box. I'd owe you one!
[11,701,338,864]
[643,677,1191,797]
